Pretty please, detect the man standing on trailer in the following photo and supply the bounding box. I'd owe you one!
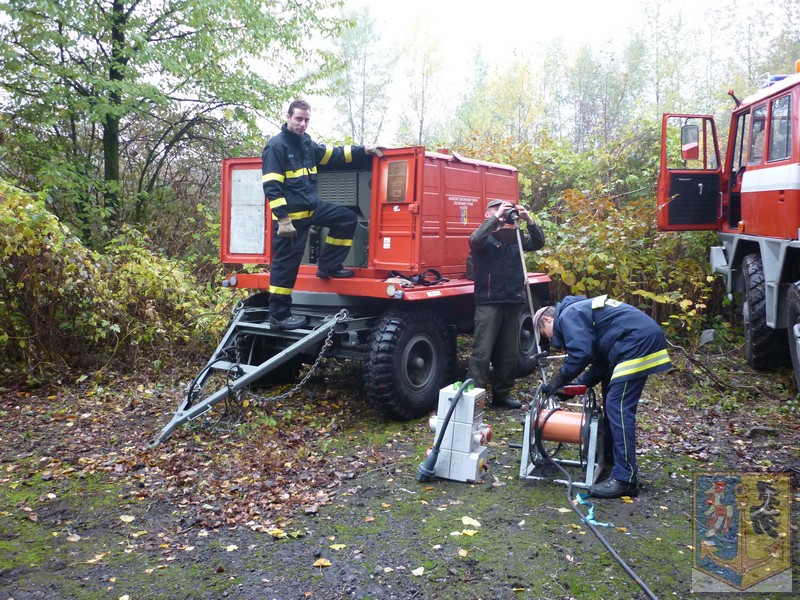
[467,199,546,408]
[534,296,672,498]
[262,99,382,329]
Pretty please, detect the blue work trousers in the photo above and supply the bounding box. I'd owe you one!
[603,375,647,483]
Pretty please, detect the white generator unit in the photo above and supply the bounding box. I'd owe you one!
[423,383,492,483]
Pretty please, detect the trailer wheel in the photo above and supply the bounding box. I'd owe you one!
[517,307,540,377]
[787,281,800,390]
[364,310,452,419]
[742,253,785,369]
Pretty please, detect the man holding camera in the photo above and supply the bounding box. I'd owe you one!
[466,200,545,408]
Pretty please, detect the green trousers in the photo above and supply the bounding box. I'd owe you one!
[467,303,522,401]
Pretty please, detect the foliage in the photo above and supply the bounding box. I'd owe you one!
[0,0,345,246]
[531,189,723,340]
[329,6,398,144]
[0,179,232,382]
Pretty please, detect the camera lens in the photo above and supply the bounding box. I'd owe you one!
[505,209,520,224]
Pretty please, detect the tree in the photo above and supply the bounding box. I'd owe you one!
[0,0,344,244]
[329,6,397,144]
[395,19,443,147]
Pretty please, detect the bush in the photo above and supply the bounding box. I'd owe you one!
[531,189,724,341]
[0,179,233,382]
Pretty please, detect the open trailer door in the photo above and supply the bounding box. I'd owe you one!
[220,157,268,264]
[657,114,723,232]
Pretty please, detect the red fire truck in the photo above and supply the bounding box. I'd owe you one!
[153,147,550,444]
[657,61,800,389]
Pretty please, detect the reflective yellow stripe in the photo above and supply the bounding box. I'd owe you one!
[262,172,285,183]
[284,166,318,179]
[269,285,293,296]
[285,167,307,179]
[344,145,352,163]
[611,349,671,380]
[319,146,333,165]
[269,197,287,209]
[326,236,353,247]
[271,210,315,220]
[592,295,608,309]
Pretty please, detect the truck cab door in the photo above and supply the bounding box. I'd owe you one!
[657,114,722,231]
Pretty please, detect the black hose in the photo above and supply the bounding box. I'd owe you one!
[416,378,475,482]
[531,385,659,600]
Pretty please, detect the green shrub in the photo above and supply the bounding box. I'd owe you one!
[531,189,723,341]
[0,179,232,382]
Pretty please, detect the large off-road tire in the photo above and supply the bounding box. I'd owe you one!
[516,307,540,377]
[742,253,784,370]
[363,309,453,419]
[787,281,800,390]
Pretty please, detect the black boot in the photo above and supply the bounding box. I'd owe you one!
[589,478,639,499]
[269,314,308,330]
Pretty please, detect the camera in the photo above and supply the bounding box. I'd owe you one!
[504,209,520,224]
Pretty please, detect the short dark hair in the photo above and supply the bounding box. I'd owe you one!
[288,99,311,116]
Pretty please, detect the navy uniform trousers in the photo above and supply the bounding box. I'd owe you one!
[268,200,356,320]
[602,375,647,483]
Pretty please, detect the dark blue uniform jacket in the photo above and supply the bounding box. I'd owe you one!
[551,295,671,388]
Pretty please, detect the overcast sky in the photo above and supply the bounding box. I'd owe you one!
[301,0,644,141]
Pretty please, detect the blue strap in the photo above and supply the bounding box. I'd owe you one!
[576,493,615,527]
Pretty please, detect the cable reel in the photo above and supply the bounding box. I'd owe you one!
[519,384,605,490]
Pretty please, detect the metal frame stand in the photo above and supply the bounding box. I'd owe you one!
[518,397,605,490]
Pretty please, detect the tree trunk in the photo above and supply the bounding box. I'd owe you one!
[103,0,127,229]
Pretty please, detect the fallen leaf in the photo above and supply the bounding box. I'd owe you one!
[620,496,634,503]
[458,549,468,557]
[313,558,332,568]
[462,529,477,536]
[461,516,481,527]
[557,507,570,513]
[119,515,135,523]
[411,567,424,576]
[225,544,238,552]
[329,544,346,551]
[383,567,394,573]
[381,503,391,508]
[268,528,287,539]
[616,527,628,533]
[86,552,108,564]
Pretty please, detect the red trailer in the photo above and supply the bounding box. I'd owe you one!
[153,147,550,444]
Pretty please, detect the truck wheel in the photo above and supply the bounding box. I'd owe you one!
[787,281,800,390]
[364,310,452,419]
[742,253,784,369]
[516,307,540,377]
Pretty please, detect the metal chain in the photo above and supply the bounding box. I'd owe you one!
[248,308,349,407]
